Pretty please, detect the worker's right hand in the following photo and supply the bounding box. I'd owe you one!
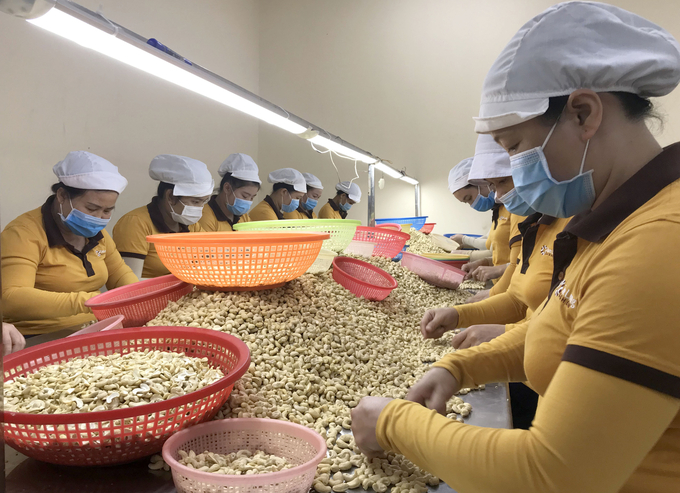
[420,308,459,339]
[2,322,26,356]
[451,234,465,246]
[405,367,460,415]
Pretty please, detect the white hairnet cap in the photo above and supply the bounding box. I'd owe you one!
[336,181,362,202]
[53,151,128,194]
[448,158,474,194]
[469,134,511,181]
[218,153,261,183]
[267,168,307,193]
[149,155,215,197]
[475,2,680,133]
[303,173,323,190]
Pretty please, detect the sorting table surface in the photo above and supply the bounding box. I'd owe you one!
[4,331,510,493]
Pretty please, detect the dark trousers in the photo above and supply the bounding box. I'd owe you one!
[509,382,539,429]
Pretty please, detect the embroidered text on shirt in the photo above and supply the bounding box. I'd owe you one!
[553,280,577,309]
[540,245,554,257]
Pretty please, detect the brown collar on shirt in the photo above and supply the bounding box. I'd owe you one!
[264,195,284,220]
[208,195,240,226]
[147,196,190,233]
[550,142,680,294]
[41,195,104,277]
[298,204,314,219]
[517,213,557,274]
[328,198,347,219]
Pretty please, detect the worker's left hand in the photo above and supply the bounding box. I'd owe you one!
[451,234,465,245]
[351,396,393,459]
[2,322,26,356]
[451,324,505,349]
[469,264,506,282]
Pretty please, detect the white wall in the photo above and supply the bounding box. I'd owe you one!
[0,0,261,230]
[257,0,680,235]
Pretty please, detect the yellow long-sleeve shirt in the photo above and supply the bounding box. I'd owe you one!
[198,196,252,232]
[283,205,318,220]
[1,196,138,334]
[249,196,284,222]
[318,199,346,220]
[489,205,512,266]
[112,197,203,279]
[489,213,525,296]
[377,143,680,493]
[455,215,570,328]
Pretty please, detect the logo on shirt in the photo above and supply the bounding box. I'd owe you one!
[499,216,509,221]
[540,245,554,257]
[94,249,106,257]
[553,280,577,309]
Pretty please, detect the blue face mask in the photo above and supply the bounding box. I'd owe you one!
[339,197,352,212]
[226,188,253,216]
[281,195,300,213]
[470,189,496,212]
[497,188,537,216]
[301,198,317,211]
[511,119,595,218]
[59,198,109,238]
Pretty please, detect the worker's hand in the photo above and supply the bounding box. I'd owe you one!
[420,308,459,339]
[451,324,505,349]
[469,264,506,282]
[465,289,490,304]
[451,234,465,245]
[405,367,460,415]
[351,397,393,459]
[2,322,26,356]
[462,258,490,279]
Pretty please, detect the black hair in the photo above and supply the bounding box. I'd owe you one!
[220,173,261,192]
[541,92,661,125]
[51,183,88,198]
[157,181,175,198]
[272,182,296,194]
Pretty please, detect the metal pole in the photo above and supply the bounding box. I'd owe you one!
[414,183,421,216]
[367,164,376,227]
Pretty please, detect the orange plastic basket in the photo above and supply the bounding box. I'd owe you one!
[352,226,411,258]
[420,222,436,234]
[85,274,193,327]
[147,231,330,291]
[1,327,250,466]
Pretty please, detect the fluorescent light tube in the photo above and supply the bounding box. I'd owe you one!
[308,135,378,164]
[374,162,402,179]
[28,8,307,135]
[400,175,419,185]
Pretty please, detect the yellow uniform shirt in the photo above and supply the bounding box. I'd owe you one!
[377,143,680,493]
[318,199,347,220]
[198,196,252,232]
[283,206,318,220]
[1,196,138,334]
[249,196,284,222]
[112,197,203,279]
[490,213,525,296]
[454,214,570,328]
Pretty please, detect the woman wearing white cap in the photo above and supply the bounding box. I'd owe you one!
[199,153,261,232]
[353,3,680,492]
[113,155,213,279]
[249,168,307,222]
[1,151,137,335]
[318,181,361,219]
[283,173,324,220]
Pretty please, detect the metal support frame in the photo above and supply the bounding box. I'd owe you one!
[367,164,376,227]
[414,183,421,216]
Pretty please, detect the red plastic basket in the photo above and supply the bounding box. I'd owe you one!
[375,223,402,231]
[420,223,436,234]
[85,275,193,327]
[351,226,410,258]
[1,327,250,466]
[332,256,397,301]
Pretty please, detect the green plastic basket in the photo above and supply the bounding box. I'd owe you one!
[234,219,362,252]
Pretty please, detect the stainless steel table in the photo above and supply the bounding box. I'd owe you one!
[5,332,510,493]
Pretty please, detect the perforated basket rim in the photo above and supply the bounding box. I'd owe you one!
[375,216,428,222]
[1,327,250,425]
[354,226,411,241]
[147,231,330,246]
[85,274,191,309]
[233,219,362,229]
[162,418,327,486]
[332,256,397,290]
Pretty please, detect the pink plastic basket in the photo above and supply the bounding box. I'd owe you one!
[332,256,397,301]
[2,327,250,466]
[401,252,465,289]
[163,418,326,493]
[67,315,125,337]
[375,222,402,231]
[420,222,436,234]
[352,226,410,258]
[85,275,193,327]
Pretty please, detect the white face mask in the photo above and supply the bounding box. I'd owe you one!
[170,199,203,225]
